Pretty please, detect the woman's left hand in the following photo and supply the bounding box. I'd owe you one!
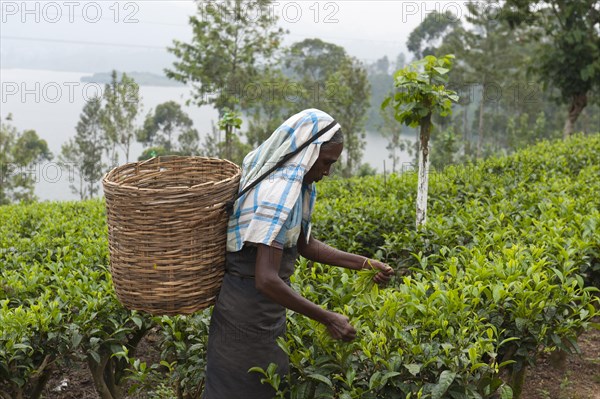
[364,259,394,285]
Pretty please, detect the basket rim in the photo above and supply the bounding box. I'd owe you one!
[102,155,241,193]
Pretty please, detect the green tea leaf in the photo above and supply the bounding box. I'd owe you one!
[431,370,456,399]
[308,373,333,388]
[404,363,422,376]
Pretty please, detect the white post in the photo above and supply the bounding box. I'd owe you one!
[416,115,431,227]
[415,142,430,227]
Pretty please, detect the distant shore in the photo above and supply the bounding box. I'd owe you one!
[81,71,184,87]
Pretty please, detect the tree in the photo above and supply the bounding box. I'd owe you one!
[286,39,371,175]
[505,111,549,152]
[366,54,414,172]
[284,38,348,112]
[324,57,371,176]
[407,11,460,59]
[201,109,251,165]
[101,70,142,163]
[383,55,459,227]
[411,2,538,159]
[365,55,395,132]
[380,105,416,174]
[366,53,412,173]
[466,6,516,157]
[166,0,285,114]
[442,3,518,158]
[178,128,201,156]
[285,38,348,85]
[218,108,242,161]
[59,97,105,200]
[0,114,52,204]
[430,125,460,169]
[371,56,390,75]
[502,0,600,138]
[242,68,301,148]
[138,101,198,154]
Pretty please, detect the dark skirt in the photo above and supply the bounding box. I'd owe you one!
[203,245,297,399]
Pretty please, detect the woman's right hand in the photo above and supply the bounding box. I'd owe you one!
[325,312,356,341]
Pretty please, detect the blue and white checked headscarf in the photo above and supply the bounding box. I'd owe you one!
[226,109,341,252]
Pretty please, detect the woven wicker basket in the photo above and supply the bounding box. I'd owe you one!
[102,156,241,315]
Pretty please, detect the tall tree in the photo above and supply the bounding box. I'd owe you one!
[407,10,460,59]
[502,0,600,138]
[325,57,371,176]
[242,68,300,148]
[178,128,201,157]
[455,3,518,158]
[432,3,567,157]
[138,101,197,153]
[166,0,284,114]
[101,70,142,163]
[468,7,515,157]
[284,38,348,112]
[59,97,105,200]
[286,39,371,175]
[285,38,348,85]
[365,55,395,131]
[0,114,52,204]
[418,2,522,158]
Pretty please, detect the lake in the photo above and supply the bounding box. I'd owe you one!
[1,69,414,201]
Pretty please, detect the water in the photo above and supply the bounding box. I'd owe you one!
[1,69,413,201]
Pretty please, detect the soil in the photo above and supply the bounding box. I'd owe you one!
[520,325,600,399]
[40,326,600,399]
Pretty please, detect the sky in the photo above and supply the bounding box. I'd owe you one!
[0,0,477,73]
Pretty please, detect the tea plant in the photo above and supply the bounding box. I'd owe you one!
[1,134,599,399]
[0,201,152,399]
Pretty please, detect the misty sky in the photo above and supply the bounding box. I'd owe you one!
[0,1,476,73]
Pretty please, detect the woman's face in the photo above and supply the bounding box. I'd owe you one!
[303,142,343,184]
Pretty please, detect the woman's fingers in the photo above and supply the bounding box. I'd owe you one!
[368,260,394,284]
[373,272,392,284]
[326,312,356,341]
[369,260,394,274]
[381,264,395,275]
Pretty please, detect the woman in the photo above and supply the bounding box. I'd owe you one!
[204,109,394,398]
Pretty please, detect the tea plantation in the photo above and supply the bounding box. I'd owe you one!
[1,135,599,399]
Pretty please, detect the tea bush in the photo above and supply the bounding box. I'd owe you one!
[314,134,600,285]
[1,134,599,399]
[0,202,154,399]
[270,134,600,398]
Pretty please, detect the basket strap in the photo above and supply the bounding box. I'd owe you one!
[225,119,338,215]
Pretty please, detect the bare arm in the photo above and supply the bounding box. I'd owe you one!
[297,230,394,284]
[297,230,364,269]
[254,244,356,341]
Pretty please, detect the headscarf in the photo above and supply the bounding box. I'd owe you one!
[226,109,340,252]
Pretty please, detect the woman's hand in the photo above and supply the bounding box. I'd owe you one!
[364,259,394,285]
[325,311,356,342]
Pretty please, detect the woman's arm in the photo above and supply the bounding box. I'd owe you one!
[254,244,356,341]
[297,230,394,284]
